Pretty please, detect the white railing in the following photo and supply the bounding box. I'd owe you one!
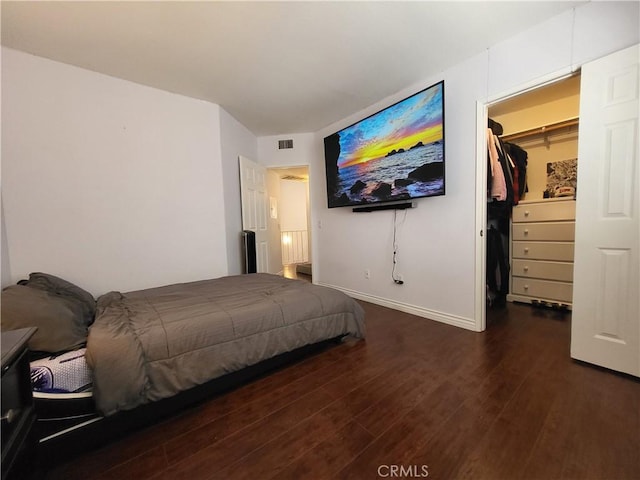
[281,230,309,265]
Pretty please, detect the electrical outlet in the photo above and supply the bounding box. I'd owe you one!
[364,269,371,279]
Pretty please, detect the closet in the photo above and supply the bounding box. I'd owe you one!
[486,74,581,310]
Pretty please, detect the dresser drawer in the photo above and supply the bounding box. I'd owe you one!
[512,241,574,262]
[511,259,574,282]
[512,201,575,223]
[512,221,575,241]
[512,277,573,303]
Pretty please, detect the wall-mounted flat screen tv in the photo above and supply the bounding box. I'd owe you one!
[324,80,444,209]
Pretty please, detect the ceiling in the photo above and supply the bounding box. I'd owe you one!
[1,1,583,136]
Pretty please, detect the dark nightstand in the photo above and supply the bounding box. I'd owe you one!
[2,327,37,480]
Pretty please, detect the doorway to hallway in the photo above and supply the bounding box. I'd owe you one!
[267,166,312,281]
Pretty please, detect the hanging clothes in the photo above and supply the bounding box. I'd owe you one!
[505,142,528,202]
[488,129,507,201]
[486,225,509,307]
[488,118,503,136]
[485,118,529,308]
[487,118,529,207]
[494,135,515,205]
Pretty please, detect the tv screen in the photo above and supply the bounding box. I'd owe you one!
[324,80,444,209]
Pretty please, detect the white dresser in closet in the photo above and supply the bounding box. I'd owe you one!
[508,198,576,307]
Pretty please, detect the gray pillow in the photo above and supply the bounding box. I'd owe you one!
[1,285,88,353]
[25,272,95,324]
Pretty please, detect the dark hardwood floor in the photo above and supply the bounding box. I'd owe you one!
[42,301,639,480]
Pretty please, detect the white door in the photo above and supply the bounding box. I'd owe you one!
[571,44,639,377]
[239,155,269,273]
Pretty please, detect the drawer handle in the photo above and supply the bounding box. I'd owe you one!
[523,266,529,272]
[524,229,529,235]
[524,284,529,290]
[524,210,530,217]
[524,248,529,254]
[1,409,17,424]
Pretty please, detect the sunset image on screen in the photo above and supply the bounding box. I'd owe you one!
[324,81,445,208]
[337,85,443,169]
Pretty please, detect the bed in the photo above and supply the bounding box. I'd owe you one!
[1,272,365,461]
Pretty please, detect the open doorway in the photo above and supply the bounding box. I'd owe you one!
[267,166,312,282]
[484,74,581,327]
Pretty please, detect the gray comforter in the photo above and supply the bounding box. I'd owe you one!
[86,274,365,416]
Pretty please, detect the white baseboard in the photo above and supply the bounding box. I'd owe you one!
[317,282,479,332]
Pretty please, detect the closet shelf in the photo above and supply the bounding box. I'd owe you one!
[502,117,579,142]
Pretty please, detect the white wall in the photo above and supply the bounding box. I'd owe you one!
[280,180,308,232]
[219,108,258,275]
[1,47,229,296]
[263,2,640,330]
[258,134,317,168]
[279,179,310,265]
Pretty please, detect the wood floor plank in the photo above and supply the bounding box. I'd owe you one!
[320,349,416,400]
[92,446,168,480]
[453,337,573,479]
[336,380,467,480]
[214,400,365,480]
[315,356,423,422]
[353,365,444,436]
[42,420,174,480]
[153,387,335,479]
[557,366,640,480]
[162,354,358,463]
[215,357,431,480]
[519,362,600,480]
[161,347,412,468]
[274,421,374,480]
[405,363,532,479]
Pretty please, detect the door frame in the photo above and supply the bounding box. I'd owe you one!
[473,67,577,332]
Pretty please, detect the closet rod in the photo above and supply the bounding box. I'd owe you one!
[502,117,579,142]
